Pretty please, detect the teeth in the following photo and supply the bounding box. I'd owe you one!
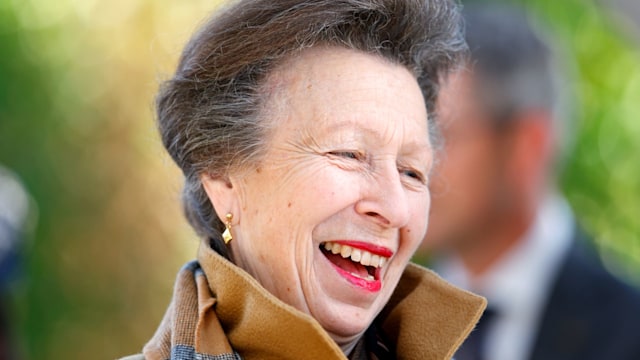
[351,249,362,262]
[361,251,371,266]
[370,255,380,268]
[322,242,389,269]
[331,243,341,254]
[340,246,352,258]
[350,272,375,281]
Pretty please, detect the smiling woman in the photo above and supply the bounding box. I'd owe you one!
[203,47,434,341]
[122,0,486,359]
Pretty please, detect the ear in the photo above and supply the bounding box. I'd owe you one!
[200,172,240,225]
[507,111,553,202]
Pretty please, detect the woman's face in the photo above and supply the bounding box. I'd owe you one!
[203,47,432,346]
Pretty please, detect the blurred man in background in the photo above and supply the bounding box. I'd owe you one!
[417,4,640,360]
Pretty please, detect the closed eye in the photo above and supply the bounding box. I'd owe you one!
[327,150,365,161]
[400,167,426,185]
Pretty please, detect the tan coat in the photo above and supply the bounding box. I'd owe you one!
[122,242,485,360]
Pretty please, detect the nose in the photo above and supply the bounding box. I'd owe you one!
[355,162,411,228]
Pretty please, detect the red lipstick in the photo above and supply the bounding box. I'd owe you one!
[335,240,394,258]
[329,262,382,292]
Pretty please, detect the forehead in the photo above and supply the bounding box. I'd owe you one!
[263,47,429,141]
[273,47,411,97]
[437,70,488,128]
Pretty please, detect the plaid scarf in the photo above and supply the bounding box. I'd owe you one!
[142,261,243,360]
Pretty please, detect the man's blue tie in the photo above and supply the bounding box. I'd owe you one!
[454,307,496,360]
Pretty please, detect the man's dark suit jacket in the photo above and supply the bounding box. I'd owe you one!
[528,227,640,360]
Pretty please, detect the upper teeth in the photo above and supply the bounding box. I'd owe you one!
[323,242,388,268]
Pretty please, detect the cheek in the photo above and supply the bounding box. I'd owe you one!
[442,147,479,182]
[239,163,363,254]
[403,192,431,250]
[287,170,363,223]
[437,141,494,197]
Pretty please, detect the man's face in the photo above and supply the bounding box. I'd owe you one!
[420,71,509,254]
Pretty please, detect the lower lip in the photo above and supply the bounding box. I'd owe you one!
[329,262,382,292]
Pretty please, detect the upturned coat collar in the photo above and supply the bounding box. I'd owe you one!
[138,241,485,360]
[198,242,485,359]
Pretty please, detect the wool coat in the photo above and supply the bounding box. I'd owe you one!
[122,241,486,360]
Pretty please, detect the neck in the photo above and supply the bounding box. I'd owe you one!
[458,206,535,278]
[339,339,359,357]
[332,330,363,357]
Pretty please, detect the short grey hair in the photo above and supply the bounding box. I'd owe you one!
[462,4,575,158]
[157,0,466,257]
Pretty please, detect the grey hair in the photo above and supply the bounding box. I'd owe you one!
[157,0,466,257]
[462,4,576,161]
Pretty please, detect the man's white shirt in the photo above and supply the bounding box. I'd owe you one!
[437,193,574,360]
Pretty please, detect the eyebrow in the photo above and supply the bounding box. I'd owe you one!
[323,120,432,157]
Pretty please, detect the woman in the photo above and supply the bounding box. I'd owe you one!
[125,0,485,359]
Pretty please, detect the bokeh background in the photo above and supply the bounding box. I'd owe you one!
[0,0,638,358]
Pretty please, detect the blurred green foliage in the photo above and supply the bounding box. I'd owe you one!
[0,0,218,358]
[0,0,638,358]
[498,0,640,283]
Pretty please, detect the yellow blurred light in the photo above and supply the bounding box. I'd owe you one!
[72,0,142,29]
[12,0,73,29]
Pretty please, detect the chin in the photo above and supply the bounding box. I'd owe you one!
[312,300,382,340]
[323,318,371,342]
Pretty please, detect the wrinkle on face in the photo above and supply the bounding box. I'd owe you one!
[223,46,432,348]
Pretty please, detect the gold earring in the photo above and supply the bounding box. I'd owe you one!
[222,213,233,244]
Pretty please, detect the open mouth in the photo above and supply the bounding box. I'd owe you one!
[320,241,390,291]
